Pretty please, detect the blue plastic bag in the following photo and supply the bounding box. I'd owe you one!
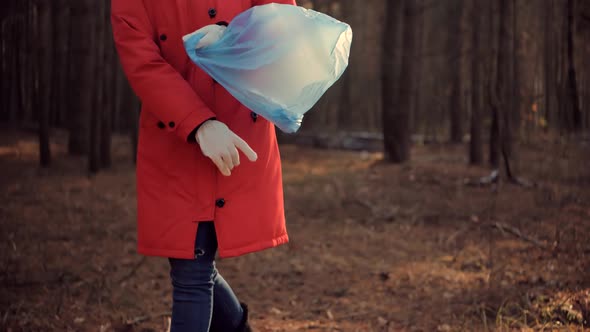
[183,4,352,133]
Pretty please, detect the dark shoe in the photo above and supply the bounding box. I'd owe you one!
[237,302,252,332]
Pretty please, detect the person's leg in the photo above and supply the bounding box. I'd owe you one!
[210,271,247,331]
[168,222,218,332]
[207,223,250,331]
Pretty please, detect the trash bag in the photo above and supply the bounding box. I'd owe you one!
[183,3,352,133]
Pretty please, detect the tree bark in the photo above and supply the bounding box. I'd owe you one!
[68,0,96,156]
[36,0,53,167]
[494,0,517,179]
[382,0,415,163]
[566,0,582,131]
[89,0,105,173]
[100,1,114,168]
[544,0,557,129]
[469,1,483,165]
[20,0,34,125]
[489,0,501,168]
[449,1,465,143]
[50,0,70,127]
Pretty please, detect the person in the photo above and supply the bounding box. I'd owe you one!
[111,0,296,331]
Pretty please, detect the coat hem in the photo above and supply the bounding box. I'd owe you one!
[137,232,289,259]
[138,245,197,260]
[218,233,290,258]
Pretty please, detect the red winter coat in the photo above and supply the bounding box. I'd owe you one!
[111,0,296,259]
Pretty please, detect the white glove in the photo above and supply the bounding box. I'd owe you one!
[195,120,257,176]
[183,24,227,49]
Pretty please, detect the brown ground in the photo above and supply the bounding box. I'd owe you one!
[0,128,589,332]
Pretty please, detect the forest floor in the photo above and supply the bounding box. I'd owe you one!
[0,128,589,332]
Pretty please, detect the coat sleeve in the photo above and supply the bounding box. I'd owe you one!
[111,0,216,142]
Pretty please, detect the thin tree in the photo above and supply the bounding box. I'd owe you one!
[50,0,70,126]
[89,0,105,173]
[565,0,582,131]
[100,0,114,169]
[492,0,518,180]
[544,0,557,129]
[469,0,483,165]
[68,0,96,156]
[449,0,465,144]
[36,0,53,167]
[382,0,416,163]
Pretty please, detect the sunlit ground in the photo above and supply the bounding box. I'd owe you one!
[1,128,589,331]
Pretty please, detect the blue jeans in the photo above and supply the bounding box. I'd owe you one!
[168,222,244,332]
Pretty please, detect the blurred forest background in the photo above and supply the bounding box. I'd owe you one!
[1,0,590,331]
[1,0,589,170]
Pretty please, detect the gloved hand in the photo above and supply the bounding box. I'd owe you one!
[195,120,257,176]
[183,24,226,49]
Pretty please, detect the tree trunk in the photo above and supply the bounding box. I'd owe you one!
[2,3,19,123]
[412,0,426,133]
[544,0,557,129]
[469,1,483,165]
[566,0,582,131]
[449,1,465,143]
[495,0,517,179]
[20,0,34,125]
[36,0,52,167]
[50,0,70,127]
[89,0,105,173]
[489,0,501,168]
[382,0,415,163]
[68,0,96,156]
[339,0,384,132]
[100,1,114,168]
[507,0,520,175]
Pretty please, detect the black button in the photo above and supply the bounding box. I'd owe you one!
[251,112,258,122]
[216,21,229,27]
[157,121,166,129]
[208,8,217,18]
[212,78,217,84]
[159,34,167,41]
[215,199,225,208]
[168,121,175,128]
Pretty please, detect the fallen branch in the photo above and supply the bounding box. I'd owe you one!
[488,222,548,249]
[118,256,146,284]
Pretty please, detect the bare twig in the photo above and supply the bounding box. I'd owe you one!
[117,256,146,284]
[488,222,548,249]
